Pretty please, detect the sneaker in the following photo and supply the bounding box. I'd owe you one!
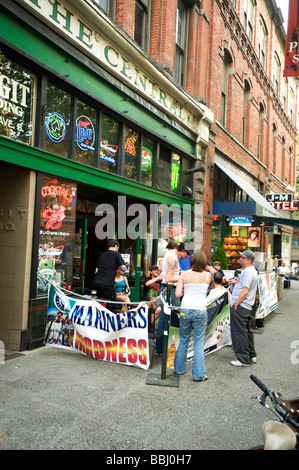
[230,360,250,367]
[250,357,257,364]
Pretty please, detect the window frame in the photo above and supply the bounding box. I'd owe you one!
[244,0,255,43]
[175,0,189,86]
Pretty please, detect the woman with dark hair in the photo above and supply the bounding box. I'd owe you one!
[174,251,212,382]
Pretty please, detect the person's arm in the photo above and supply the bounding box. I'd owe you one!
[125,276,131,295]
[145,273,163,286]
[175,271,185,297]
[233,286,249,308]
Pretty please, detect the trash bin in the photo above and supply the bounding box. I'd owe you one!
[277,275,284,300]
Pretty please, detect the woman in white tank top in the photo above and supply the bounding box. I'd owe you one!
[174,251,211,382]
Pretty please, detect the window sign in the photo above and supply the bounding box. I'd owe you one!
[46,112,66,143]
[74,100,96,166]
[100,139,118,163]
[76,116,95,151]
[141,137,154,186]
[229,216,252,226]
[0,53,35,144]
[142,147,152,172]
[124,128,140,180]
[43,82,71,158]
[37,175,77,295]
[99,113,119,173]
[171,153,181,192]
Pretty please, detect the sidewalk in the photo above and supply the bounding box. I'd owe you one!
[0,281,298,451]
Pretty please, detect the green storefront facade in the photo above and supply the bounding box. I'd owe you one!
[0,0,213,350]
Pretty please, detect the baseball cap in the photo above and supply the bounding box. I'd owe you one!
[181,241,195,255]
[150,264,159,271]
[213,261,221,266]
[238,250,255,261]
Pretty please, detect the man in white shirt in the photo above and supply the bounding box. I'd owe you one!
[155,241,194,355]
[230,250,258,367]
[277,261,291,276]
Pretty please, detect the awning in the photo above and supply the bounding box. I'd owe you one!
[214,158,282,218]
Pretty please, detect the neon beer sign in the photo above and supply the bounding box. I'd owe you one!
[43,206,66,230]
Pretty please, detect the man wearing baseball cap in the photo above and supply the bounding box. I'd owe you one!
[230,250,258,367]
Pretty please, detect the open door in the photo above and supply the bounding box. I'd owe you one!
[73,218,88,289]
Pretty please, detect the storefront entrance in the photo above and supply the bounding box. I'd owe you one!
[36,177,193,303]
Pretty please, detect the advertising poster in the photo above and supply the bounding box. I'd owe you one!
[45,284,149,370]
[256,272,278,319]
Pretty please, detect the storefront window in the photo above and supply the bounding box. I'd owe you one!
[74,100,97,166]
[124,128,140,180]
[0,53,35,144]
[99,113,119,173]
[157,145,171,192]
[43,82,71,158]
[37,175,77,296]
[141,136,154,185]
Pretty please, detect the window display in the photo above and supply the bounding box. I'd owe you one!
[141,136,154,186]
[124,127,140,180]
[224,236,248,269]
[37,175,77,295]
[74,100,96,166]
[0,53,35,144]
[43,82,71,158]
[99,113,119,173]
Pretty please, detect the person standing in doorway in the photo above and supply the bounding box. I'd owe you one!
[93,240,126,312]
[230,250,258,367]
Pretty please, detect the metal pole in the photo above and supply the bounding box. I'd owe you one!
[146,283,180,387]
[161,284,172,380]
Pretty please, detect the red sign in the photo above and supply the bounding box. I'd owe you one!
[284,0,299,77]
[43,206,66,230]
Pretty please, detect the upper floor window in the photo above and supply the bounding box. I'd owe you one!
[134,0,150,51]
[282,78,287,111]
[244,0,255,42]
[92,0,115,18]
[243,80,251,146]
[273,52,281,95]
[289,87,294,122]
[221,50,232,128]
[175,0,187,86]
[258,17,267,68]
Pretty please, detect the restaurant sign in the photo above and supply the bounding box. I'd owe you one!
[18,0,195,127]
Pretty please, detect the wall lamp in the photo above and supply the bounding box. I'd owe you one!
[198,200,213,220]
[183,163,206,175]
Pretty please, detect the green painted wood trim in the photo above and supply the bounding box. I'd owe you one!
[0,136,194,208]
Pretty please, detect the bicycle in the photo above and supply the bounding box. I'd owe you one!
[250,374,299,450]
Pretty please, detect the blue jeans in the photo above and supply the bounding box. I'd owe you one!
[174,309,207,381]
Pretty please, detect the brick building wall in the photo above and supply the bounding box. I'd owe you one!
[111,0,297,259]
[207,0,297,193]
